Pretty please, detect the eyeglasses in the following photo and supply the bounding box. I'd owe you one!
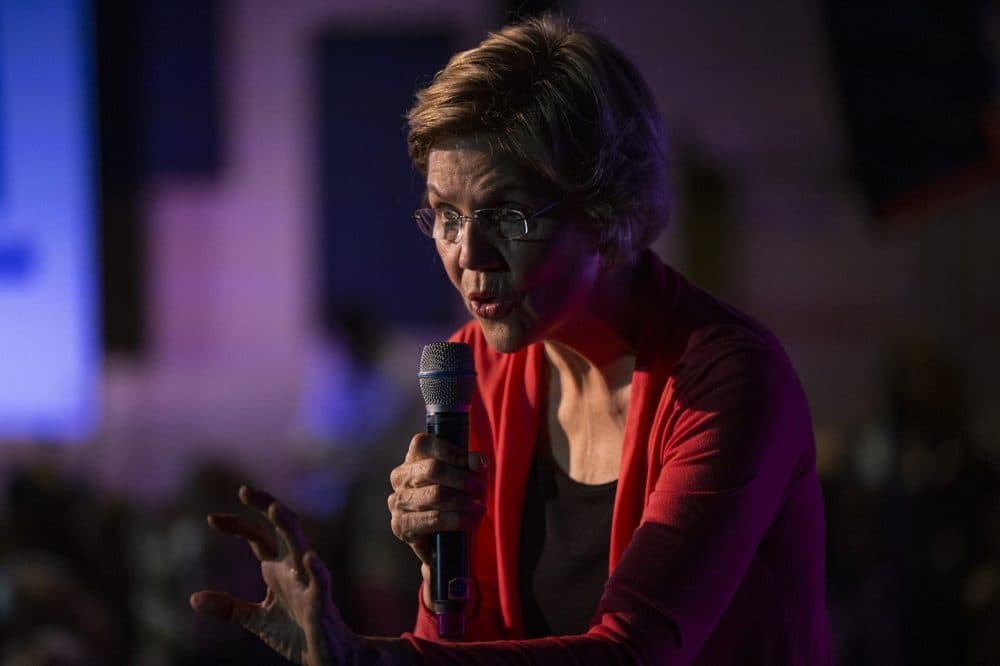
[413,200,561,244]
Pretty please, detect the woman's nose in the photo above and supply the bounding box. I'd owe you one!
[459,219,505,271]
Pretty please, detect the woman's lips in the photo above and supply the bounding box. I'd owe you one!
[469,295,514,319]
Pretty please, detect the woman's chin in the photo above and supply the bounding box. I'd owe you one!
[477,318,530,354]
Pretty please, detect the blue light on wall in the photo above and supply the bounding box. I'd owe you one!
[0,1,98,441]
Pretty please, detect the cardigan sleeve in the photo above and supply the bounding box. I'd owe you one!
[413,580,508,642]
[380,328,816,664]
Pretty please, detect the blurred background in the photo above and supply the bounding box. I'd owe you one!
[0,0,997,663]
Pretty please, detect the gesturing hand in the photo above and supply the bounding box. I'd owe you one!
[189,485,356,665]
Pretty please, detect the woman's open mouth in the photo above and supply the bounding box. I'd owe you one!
[469,294,514,320]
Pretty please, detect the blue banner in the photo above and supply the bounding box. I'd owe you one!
[0,0,98,441]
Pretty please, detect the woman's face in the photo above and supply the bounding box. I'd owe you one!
[425,136,602,353]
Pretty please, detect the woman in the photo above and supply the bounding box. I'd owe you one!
[191,14,831,664]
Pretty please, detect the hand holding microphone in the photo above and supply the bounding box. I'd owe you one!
[388,342,484,638]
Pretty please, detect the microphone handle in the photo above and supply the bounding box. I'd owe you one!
[426,411,470,638]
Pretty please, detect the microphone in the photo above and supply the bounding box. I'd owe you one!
[418,342,476,639]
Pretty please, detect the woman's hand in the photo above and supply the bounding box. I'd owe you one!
[189,486,356,665]
[388,434,487,567]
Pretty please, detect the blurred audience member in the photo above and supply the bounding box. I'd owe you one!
[0,463,127,665]
[821,335,999,665]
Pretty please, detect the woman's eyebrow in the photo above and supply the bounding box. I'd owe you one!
[426,180,535,204]
[478,175,533,201]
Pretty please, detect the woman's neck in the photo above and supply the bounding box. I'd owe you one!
[540,259,639,484]
[542,257,639,373]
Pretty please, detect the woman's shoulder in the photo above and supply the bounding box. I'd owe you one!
[644,259,784,371]
[651,262,808,415]
[651,265,817,471]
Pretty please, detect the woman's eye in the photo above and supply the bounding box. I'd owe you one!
[495,209,524,224]
[499,202,528,214]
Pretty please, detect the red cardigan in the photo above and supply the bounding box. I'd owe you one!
[400,253,831,664]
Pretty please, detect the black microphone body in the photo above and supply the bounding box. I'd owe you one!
[426,411,470,637]
[418,342,476,639]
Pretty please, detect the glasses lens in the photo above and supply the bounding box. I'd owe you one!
[471,209,526,239]
[416,207,538,242]
[493,209,528,239]
[436,209,463,243]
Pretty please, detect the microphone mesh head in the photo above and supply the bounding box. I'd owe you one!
[419,342,476,411]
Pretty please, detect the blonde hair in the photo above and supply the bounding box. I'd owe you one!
[406,14,670,265]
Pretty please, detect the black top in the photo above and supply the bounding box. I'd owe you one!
[517,452,618,638]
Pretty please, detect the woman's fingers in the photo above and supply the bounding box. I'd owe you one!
[468,451,489,481]
[207,513,278,561]
[301,551,355,664]
[390,506,485,543]
[392,436,488,495]
[239,484,278,514]
[405,433,468,466]
[391,484,485,513]
[268,501,310,563]
[304,551,331,604]
[191,589,302,655]
[190,589,262,628]
[387,477,487,551]
[195,487,357,665]
[389,436,490,563]
[390,457,486,496]
[237,485,310,563]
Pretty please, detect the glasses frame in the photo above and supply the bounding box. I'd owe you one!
[414,199,562,244]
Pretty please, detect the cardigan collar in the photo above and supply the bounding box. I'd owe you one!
[493,251,681,635]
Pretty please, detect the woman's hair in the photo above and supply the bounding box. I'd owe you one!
[406,14,670,265]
